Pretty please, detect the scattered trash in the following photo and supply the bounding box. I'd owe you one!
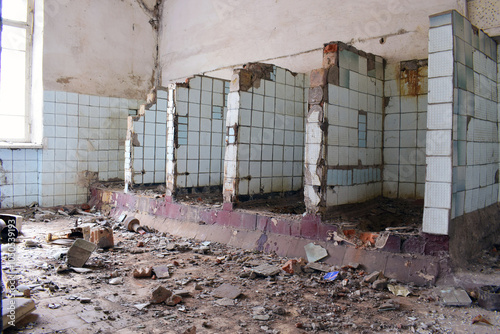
[471,314,492,326]
[323,271,339,281]
[304,243,328,263]
[212,283,241,299]
[388,284,411,297]
[66,239,98,268]
[48,303,61,309]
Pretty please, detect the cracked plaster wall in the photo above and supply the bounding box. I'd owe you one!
[159,0,465,83]
[43,0,157,99]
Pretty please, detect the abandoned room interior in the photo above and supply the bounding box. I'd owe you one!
[1,0,500,333]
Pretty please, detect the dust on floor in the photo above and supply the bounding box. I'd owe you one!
[2,212,499,334]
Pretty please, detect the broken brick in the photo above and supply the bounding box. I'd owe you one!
[281,259,302,275]
[150,286,172,304]
[165,294,182,306]
[310,68,328,88]
[133,267,153,278]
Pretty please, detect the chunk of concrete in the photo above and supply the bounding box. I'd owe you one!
[212,284,241,299]
[2,298,36,330]
[67,239,97,267]
[304,243,328,263]
[151,286,172,304]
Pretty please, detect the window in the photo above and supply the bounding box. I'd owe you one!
[0,0,34,142]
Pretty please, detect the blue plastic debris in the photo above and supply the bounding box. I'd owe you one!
[323,271,339,281]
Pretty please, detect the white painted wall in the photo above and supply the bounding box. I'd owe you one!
[43,0,157,99]
[159,0,462,83]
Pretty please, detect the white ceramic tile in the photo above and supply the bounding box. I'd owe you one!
[422,207,449,234]
[426,130,452,156]
[429,25,453,53]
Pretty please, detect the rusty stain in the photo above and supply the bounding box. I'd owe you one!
[56,76,74,84]
[401,69,420,96]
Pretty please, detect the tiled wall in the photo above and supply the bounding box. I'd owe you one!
[0,149,39,207]
[131,89,168,185]
[174,76,228,189]
[324,47,384,206]
[449,12,499,218]
[423,11,499,234]
[383,61,428,199]
[0,91,136,208]
[224,66,306,202]
[236,67,305,196]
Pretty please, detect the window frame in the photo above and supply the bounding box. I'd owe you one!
[0,0,39,146]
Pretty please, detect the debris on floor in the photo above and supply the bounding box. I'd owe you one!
[2,298,36,330]
[437,287,472,307]
[1,208,500,333]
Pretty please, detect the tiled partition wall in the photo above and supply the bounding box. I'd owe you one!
[423,11,499,234]
[130,89,168,185]
[450,12,498,218]
[324,46,385,206]
[237,69,305,196]
[224,65,306,203]
[174,76,229,190]
[0,91,136,207]
[383,61,428,199]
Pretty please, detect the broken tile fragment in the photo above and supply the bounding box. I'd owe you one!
[152,265,170,279]
[437,287,472,307]
[252,264,280,277]
[67,239,97,267]
[304,243,328,263]
[212,283,241,299]
[364,271,382,283]
[306,262,331,272]
[215,298,235,306]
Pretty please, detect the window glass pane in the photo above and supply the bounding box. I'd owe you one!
[1,0,28,22]
[1,26,27,51]
[0,115,26,140]
[0,49,27,117]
